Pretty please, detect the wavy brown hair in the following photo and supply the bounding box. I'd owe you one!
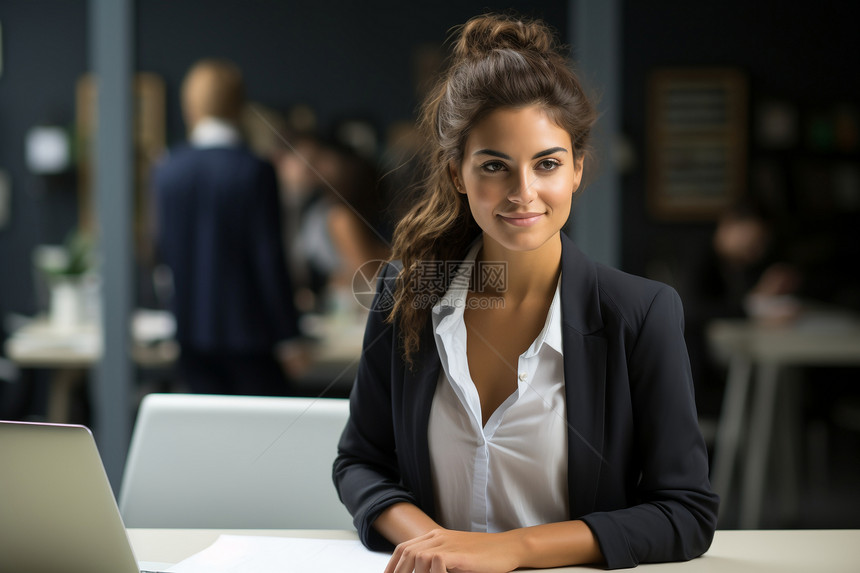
[388,13,597,364]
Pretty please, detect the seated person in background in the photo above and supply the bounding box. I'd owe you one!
[682,201,802,417]
[710,203,801,323]
[152,59,302,396]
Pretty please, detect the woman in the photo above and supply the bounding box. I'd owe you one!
[334,13,718,571]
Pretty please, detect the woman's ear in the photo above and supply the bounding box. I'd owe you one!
[571,156,585,194]
[449,163,465,194]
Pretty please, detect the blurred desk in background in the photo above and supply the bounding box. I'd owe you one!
[293,312,366,397]
[4,311,178,422]
[4,310,368,420]
[708,309,860,529]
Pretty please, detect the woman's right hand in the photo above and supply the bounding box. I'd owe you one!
[384,528,523,573]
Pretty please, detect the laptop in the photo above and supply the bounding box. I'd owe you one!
[0,420,172,573]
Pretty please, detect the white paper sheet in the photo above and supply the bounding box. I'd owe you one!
[165,535,391,573]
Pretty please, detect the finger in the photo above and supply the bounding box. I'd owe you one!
[385,543,406,573]
[414,551,435,573]
[391,554,416,573]
[431,553,447,573]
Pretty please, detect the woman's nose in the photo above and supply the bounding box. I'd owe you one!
[507,170,537,204]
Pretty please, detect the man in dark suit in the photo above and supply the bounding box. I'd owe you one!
[153,59,301,396]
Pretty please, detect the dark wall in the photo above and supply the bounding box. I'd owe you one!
[620,1,860,305]
[0,1,87,323]
[136,0,567,146]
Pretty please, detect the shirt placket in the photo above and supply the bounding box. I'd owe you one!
[473,352,538,531]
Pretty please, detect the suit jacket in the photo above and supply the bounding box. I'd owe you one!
[333,233,719,569]
[153,144,299,353]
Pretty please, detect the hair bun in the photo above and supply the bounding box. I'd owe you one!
[452,14,556,61]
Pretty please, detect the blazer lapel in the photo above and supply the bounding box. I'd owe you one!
[559,234,608,518]
[400,322,442,518]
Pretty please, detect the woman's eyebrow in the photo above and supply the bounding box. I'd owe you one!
[532,147,568,159]
[473,149,512,160]
[472,147,569,160]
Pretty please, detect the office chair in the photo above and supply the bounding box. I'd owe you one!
[118,393,355,529]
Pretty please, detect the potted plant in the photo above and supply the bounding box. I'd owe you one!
[36,231,95,331]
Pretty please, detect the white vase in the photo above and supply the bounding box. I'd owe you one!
[50,278,83,331]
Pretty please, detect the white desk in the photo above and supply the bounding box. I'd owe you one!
[3,311,366,418]
[4,314,178,422]
[708,311,860,529]
[127,529,860,571]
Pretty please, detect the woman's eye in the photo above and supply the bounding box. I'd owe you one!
[481,161,506,173]
[537,159,561,171]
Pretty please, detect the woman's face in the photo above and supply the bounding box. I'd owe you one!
[452,105,583,255]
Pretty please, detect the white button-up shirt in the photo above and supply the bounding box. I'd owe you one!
[428,240,569,533]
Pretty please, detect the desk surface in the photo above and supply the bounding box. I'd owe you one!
[707,312,860,365]
[4,313,179,368]
[707,311,860,530]
[128,529,860,572]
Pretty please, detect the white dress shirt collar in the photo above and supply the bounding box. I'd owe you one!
[189,116,242,148]
[432,237,562,357]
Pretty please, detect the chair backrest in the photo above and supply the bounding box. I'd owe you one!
[118,393,355,529]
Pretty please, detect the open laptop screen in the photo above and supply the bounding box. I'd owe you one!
[0,420,141,573]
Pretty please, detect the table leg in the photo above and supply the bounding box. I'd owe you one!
[777,372,801,525]
[711,354,753,512]
[46,368,86,423]
[739,362,780,529]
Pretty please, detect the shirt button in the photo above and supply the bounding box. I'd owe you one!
[518,372,527,381]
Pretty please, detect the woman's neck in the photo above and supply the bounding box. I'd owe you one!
[477,233,562,304]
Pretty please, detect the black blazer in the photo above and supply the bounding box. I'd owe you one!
[153,144,299,353]
[333,233,718,569]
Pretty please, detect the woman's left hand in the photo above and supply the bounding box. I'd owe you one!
[384,528,522,573]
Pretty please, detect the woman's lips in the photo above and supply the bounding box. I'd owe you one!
[498,212,544,227]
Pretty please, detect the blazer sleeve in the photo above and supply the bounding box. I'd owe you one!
[333,264,418,551]
[582,285,719,569]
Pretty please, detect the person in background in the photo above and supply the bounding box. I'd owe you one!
[682,201,802,418]
[334,13,718,571]
[319,136,391,287]
[703,202,801,322]
[272,125,391,316]
[152,59,302,396]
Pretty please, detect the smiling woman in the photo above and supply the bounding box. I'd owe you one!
[333,12,718,572]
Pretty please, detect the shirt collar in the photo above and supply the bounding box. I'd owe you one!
[525,276,563,357]
[189,117,242,148]
[431,237,563,357]
[431,238,482,336]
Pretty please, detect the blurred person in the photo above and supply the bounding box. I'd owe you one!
[681,202,802,417]
[242,103,327,312]
[712,203,801,321]
[322,140,391,282]
[271,131,338,313]
[686,201,802,325]
[274,129,391,316]
[152,59,302,396]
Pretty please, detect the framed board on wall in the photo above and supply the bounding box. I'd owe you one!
[647,68,748,220]
[75,73,165,260]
